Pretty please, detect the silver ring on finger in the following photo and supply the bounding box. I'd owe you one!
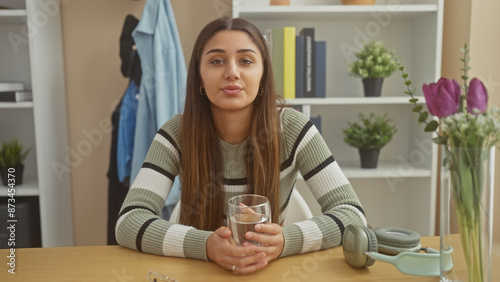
[232,265,236,272]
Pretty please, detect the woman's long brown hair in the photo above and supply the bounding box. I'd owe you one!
[179,18,281,231]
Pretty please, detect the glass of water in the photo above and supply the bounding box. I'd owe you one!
[227,194,271,246]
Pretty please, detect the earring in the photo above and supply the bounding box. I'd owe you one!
[259,87,264,96]
[199,86,206,95]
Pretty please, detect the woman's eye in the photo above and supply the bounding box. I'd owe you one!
[210,59,224,65]
[241,59,254,65]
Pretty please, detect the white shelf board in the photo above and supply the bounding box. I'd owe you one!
[339,160,431,179]
[238,5,438,21]
[296,160,431,180]
[0,176,39,196]
[0,9,26,24]
[285,96,426,105]
[0,101,34,108]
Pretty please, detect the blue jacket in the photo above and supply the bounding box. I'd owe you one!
[117,80,139,183]
[131,0,186,217]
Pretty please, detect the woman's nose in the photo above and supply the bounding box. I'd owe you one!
[224,60,240,80]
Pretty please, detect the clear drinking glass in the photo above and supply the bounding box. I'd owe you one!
[227,194,271,246]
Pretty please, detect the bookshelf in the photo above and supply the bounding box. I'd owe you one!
[233,0,443,236]
[0,0,73,247]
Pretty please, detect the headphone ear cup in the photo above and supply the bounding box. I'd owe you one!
[374,227,421,255]
[360,226,378,266]
[342,225,378,268]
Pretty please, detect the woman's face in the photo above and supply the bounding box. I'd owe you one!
[199,30,264,115]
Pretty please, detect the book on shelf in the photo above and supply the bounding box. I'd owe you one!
[314,41,327,98]
[272,26,296,99]
[299,28,315,98]
[270,27,324,99]
[264,28,273,62]
[295,35,305,98]
[291,105,321,133]
[0,82,24,92]
[272,27,284,97]
[0,91,32,102]
[283,26,296,99]
[310,115,322,134]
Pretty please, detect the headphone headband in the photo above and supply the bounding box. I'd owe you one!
[342,225,452,277]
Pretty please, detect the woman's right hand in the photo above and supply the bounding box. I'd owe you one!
[206,226,268,274]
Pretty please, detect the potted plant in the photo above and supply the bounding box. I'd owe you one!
[0,138,32,186]
[348,41,397,97]
[343,112,397,168]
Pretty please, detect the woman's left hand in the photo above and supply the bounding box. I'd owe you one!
[244,223,284,262]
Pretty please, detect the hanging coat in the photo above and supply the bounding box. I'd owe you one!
[130,0,186,219]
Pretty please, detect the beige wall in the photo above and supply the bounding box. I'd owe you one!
[468,0,500,245]
[61,0,231,246]
[441,0,471,80]
[61,0,144,246]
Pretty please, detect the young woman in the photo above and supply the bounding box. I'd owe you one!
[116,17,366,274]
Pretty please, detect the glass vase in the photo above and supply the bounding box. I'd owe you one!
[440,146,495,282]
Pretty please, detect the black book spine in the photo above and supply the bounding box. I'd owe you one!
[0,91,17,102]
[300,28,315,98]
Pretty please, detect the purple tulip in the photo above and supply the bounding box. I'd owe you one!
[422,78,461,117]
[467,78,488,114]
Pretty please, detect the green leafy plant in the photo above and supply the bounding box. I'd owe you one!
[0,138,31,168]
[348,41,397,78]
[343,113,397,150]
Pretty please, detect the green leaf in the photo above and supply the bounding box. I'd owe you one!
[442,155,449,166]
[433,135,448,145]
[404,80,412,86]
[418,112,429,123]
[402,73,409,79]
[412,105,423,112]
[399,65,405,71]
[0,138,30,167]
[409,98,419,103]
[424,120,439,132]
[404,91,412,95]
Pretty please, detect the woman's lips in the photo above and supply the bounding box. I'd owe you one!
[222,85,242,95]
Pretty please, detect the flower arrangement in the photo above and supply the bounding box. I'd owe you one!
[343,112,397,150]
[395,43,500,282]
[348,41,397,79]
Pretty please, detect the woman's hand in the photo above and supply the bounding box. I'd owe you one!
[206,226,268,274]
[244,223,284,262]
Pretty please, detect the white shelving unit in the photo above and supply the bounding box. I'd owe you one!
[233,0,443,236]
[0,0,74,247]
[286,96,426,105]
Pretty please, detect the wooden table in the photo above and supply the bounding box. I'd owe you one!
[1,236,499,281]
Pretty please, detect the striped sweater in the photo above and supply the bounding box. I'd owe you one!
[116,108,366,260]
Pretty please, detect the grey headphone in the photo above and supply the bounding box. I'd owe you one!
[341,225,451,276]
